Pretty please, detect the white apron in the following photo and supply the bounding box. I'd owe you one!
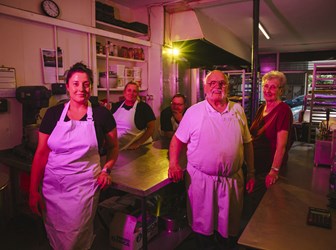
[113,100,151,150]
[186,103,244,238]
[42,101,100,250]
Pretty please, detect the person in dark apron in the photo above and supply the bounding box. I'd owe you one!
[29,62,119,250]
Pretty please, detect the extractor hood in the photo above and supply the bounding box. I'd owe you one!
[169,10,251,68]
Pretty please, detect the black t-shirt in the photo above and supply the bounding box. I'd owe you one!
[160,106,174,132]
[160,106,186,132]
[111,101,156,130]
[39,103,116,151]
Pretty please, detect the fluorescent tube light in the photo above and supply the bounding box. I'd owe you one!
[259,23,270,39]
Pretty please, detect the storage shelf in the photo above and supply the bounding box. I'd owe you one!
[315,77,336,81]
[97,54,146,63]
[308,62,336,142]
[98,87,147,92]
[223,70,253,124]
[98,87,123,91]
[95,38,148,98]
[96,20,147,38]
[315,85,336,89]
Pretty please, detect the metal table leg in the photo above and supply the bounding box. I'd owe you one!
[142,196,148,250]
[9,168,19,215]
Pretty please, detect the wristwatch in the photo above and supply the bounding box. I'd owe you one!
[101,167,111,175]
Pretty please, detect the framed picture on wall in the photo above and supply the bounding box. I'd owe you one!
[41,48,64,84]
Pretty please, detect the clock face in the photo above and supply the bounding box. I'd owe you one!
[41,0,60,18]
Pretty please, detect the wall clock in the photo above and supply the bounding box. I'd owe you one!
[41,0,60,18]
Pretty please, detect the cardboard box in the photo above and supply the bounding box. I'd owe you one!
[96,195,140,230]
[110,212,158,250]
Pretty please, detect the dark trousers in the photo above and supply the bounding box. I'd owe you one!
[243,172,267,222]
[194,231,237,250]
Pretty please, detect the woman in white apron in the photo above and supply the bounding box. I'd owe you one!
[112,82,156,150]
[29,63,119,250]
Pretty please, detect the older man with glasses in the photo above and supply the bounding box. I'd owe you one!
[168,70,255,249]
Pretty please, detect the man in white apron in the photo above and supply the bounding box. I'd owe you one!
[168,70,255,249]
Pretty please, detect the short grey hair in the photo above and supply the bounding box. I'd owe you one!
[262,70,287,88]
[204,70,229,85]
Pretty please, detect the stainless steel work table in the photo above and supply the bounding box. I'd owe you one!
[238,143,336,250]
[110,140,173,197]
[110,140,186,250]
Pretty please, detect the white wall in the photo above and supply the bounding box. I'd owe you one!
[0,0,93,87]
[169,11,203,42]
[0,0,93,26]
[147,6,164,117]
[0,1,164,139]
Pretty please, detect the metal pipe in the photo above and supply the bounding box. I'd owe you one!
[251,0,260,121]
[105,42,110,104]
[142,196,148,250]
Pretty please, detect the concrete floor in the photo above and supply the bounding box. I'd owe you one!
[0,141,316,250]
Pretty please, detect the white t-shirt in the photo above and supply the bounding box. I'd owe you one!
[175,100,252,176]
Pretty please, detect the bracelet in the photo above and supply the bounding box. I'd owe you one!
[271,167,280,172]
[101,167,111,175]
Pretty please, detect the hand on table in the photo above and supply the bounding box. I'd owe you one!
[168,164,184,183]
[265,172,279,188]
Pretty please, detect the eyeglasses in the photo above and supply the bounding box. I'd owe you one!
[263,84,281,91]
[171,102,184,107]
[207,80,228,88]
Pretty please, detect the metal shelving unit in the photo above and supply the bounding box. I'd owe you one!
[308,62,336,143]
[224,70,253,125]
[95,37,149,103]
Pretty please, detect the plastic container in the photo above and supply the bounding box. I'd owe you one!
[109,64,125,77]
[99,76,117,88]
[159,213,187,233]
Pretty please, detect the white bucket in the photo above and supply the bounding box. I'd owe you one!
[99,77,117,88]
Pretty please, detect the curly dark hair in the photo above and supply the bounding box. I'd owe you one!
[65,62,93,85]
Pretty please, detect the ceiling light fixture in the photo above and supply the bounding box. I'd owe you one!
[259,23,270,40]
